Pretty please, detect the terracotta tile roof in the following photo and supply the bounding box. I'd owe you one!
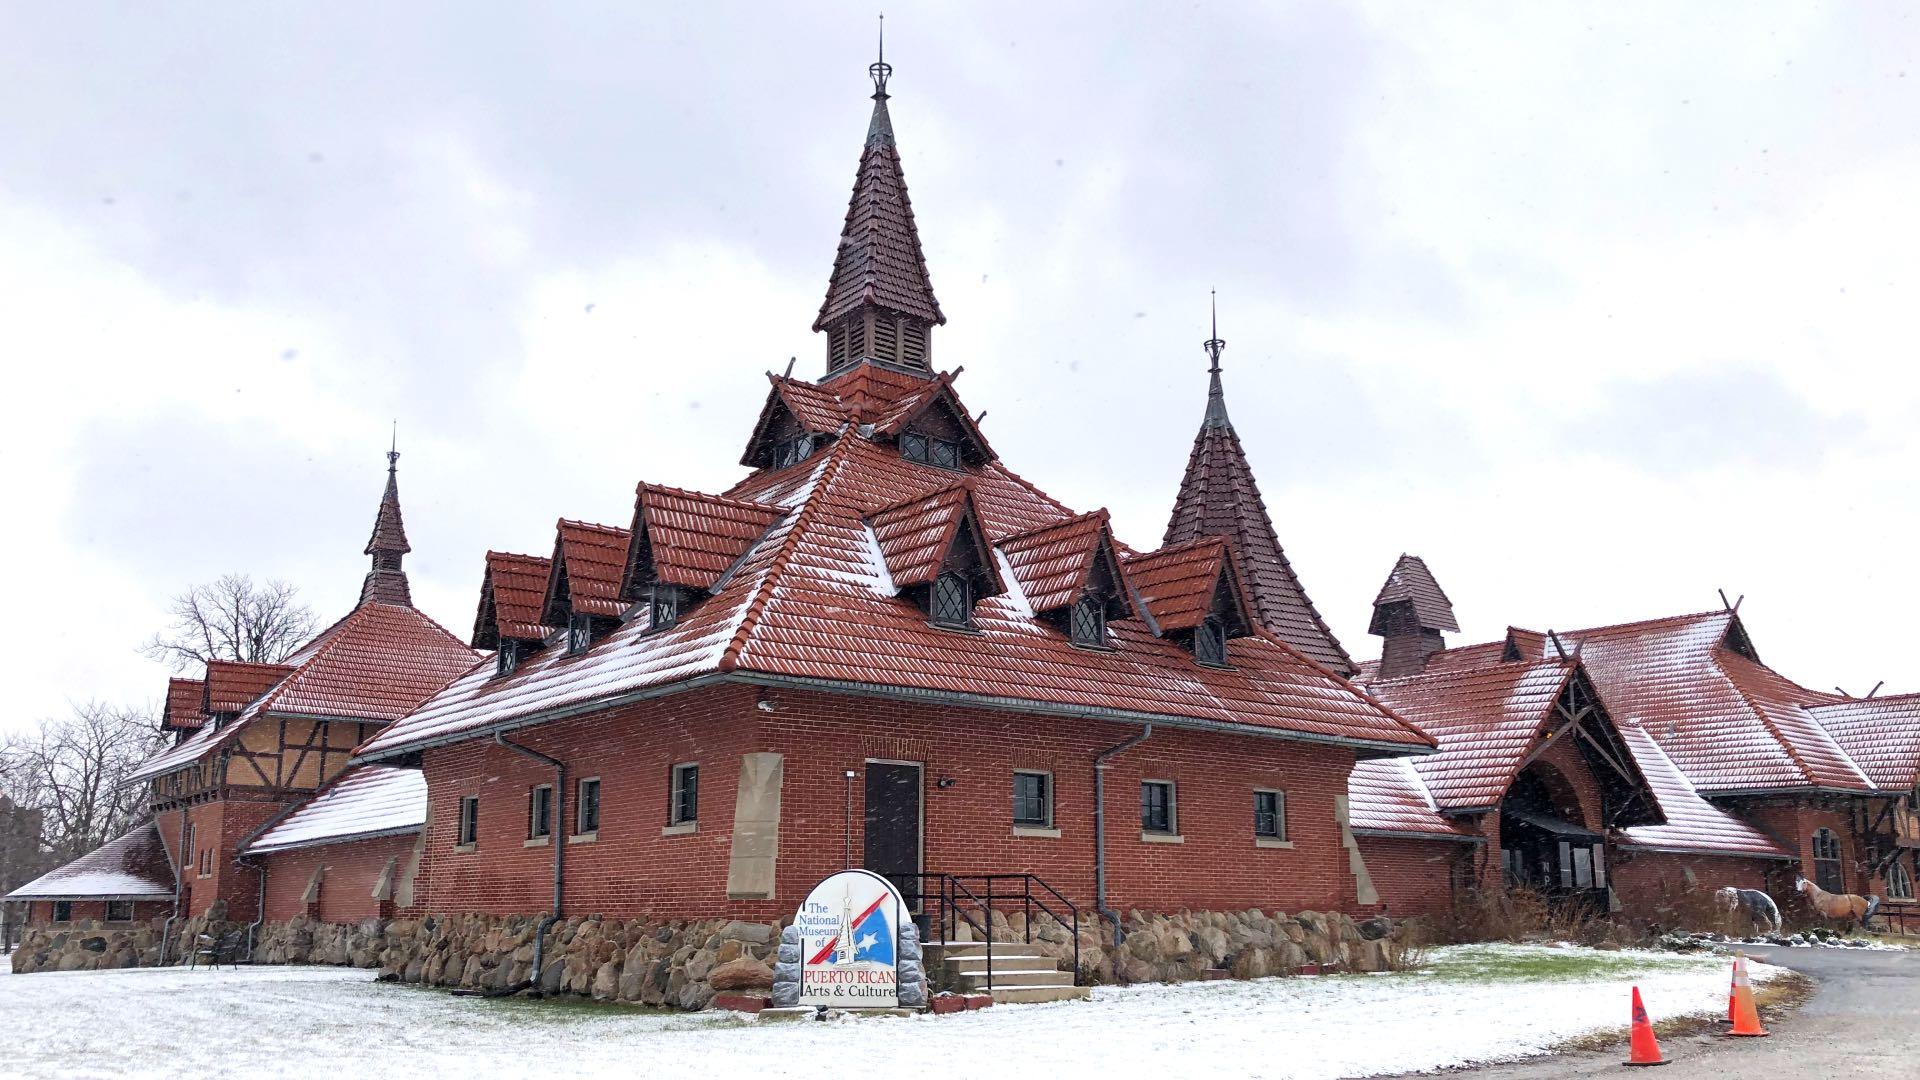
[1807,694,1920,792]
[864,482,985,589]
[1615,726,1793,859]
[2,822,174,900]
[244,765,426,855]
[163,678,209,732]
[1359,655,1579,811]
[1348,757,1475,840]
[812,91,944,331]
[203,660,296,714]
[544,520,631,622]
[626,483,785,594]
[997,511,1127,615]
[129,602,480,783]
[740,375,853,468]
[1164,367,1352,673]
[474,551,552,648]
[1124,537,1250,634]
[1370,554,1460,633]
[360,417,1433,762]
[1565,611,1873,795]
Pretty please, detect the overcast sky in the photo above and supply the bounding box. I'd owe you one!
[3,2,1917,730]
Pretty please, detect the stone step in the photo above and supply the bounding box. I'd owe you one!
[987,984,1092,1005]
[951,967,1070,989]
[942,953,1052,969]
[925,941,1049,959]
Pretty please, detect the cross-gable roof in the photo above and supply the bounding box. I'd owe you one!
[543,520,631,624]
[243,765,427,855]
[474,551,552,649]
[623,484,785,596]
[1806,694,1920,792]
[1124,537,1253,636]
[203,660,296,714]
[163,677,209,733]
[997,510,1131,616]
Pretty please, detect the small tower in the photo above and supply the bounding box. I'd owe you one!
[1163,296,1354,674]
[813,17,945,380]
[359,443,413,607]
[1369,554,1458,678]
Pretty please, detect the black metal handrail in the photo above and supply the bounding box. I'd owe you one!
[896,872,1081,989]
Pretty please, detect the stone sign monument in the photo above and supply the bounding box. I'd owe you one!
[770,869,927,1010]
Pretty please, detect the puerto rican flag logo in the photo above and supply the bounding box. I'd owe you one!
[808,889,895,967]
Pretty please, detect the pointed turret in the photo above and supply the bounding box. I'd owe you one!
[1163,299,1354,674]
[814,21,945,380]
[359,446,413,607]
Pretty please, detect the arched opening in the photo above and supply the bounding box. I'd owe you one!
[1887,858,1914,902]
[1500,764,1607,903]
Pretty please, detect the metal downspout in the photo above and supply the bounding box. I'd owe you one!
[241,857,267,961]
[494,732,566,995]
[1094,724,1152,946]
[158,815,187,966]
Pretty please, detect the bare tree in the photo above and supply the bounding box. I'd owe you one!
[140,574,318,672]
[0,702,167,865]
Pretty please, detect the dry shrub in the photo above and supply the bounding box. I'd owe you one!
[1379,920,1432,972]
[1431,886,1650,947]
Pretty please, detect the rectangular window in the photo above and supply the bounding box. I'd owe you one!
[529,785,553,839]
[106,900,133,922]
[670,763,699,826]
[200,848,212,876]
[576,778,601,835]
[1141,781,1176,834]
[567,614,592,655]
[52,901,72,922]
[495,643,519,678]
[1573,845,1594,889]
[1254,790,1286,840]
[457,795,479,846]
[1013,771,1052,827]
[649,587,679,632]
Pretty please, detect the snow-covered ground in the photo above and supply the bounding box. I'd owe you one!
[0,944,1776,1080]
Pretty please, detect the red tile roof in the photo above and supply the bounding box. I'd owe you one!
[1807,694,1920,792]
[1615,726,1793,859]
[2,822,175,900]
[1124,537,1249,634]
[1164,367,1353,673]
[627,483,785,593]
[244,765,427,855]
[203,660,296,714]
[1347,757,1475,840]
[812,92,944,330]
[997,511,1126,615]
[475,551,552,647]
[163,678,209,732]
[359,412,1433,762]
[864,482,983,589]
[1370,554,1460,633]
[545,520,631,622]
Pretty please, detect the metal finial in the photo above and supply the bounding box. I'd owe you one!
[1203,289,1225,373]
[388,420,399,469]
[869,13,892,97]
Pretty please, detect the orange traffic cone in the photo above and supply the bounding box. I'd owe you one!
[1725,958,1737,1024]
[1624,986,1669,1067]
[1726,953,1770,1038]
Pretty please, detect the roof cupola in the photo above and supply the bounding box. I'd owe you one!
[359,443,413,607]
[1369,554,1458,678]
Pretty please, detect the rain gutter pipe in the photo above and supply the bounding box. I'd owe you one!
[240,856,267,961]
[1093,723,1152,946]
[494,732,566,996]
[159,819,187,966]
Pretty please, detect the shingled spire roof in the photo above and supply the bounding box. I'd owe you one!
[812,32,945,379]
[1163,305,1354,674]
[359,447,413,607]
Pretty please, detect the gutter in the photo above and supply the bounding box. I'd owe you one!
[1093,724,1152,946]
[244,825,423,859]
[1611,840,1797,862]
[353,674,728,763]
[159,817,186,966]
[1351,827,1485,845]
[237,855,267,961]
[492,731,567,997]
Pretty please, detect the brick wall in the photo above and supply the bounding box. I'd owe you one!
[1357,835,1473,917]
[411,683,1368,921]
[1742,798,1864,896]
[154,798,286,921]
[22,899,170,924]
[1608,849,1785,924]
[259,834,418,923]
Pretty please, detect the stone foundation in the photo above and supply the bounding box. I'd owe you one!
[994,907,1394,984]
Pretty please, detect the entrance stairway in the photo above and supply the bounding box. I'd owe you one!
[924,940,1091,1004]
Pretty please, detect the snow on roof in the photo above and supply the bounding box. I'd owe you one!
[1808,693,1920,791]
[1616,726,1793,860]
[245,766,426,855]
[4,822,175,900]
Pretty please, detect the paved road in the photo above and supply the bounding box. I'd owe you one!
[1417,946,1917,1079]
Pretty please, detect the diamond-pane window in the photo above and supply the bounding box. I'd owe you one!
[649,586,679,632]
[900,432,929,463]
[930,438,961,469]
[1194,615,1227,666]
[567,615,592,655]
[1070,594,1106,647]
[930,572,972,626]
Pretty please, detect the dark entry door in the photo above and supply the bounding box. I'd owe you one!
[864,761,922,904]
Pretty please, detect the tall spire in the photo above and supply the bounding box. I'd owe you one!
[1164,304,1353,673]
[814,19,945,379]
[359,437,413,607]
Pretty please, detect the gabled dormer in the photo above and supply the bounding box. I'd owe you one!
[473,551,553,677]
[866,482,1004,629]
[869,373,993,469]
[619,483,784,632]
[740,375,851,470]
[1125,537,1255,667]
[997,510,1135,648]
[162,678,209,744]
[201,660,295,727]
[541,520,630,656]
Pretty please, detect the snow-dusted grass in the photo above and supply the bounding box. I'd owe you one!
[1,944,1776,1080]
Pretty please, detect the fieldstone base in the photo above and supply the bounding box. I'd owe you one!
[980,907,1394,985]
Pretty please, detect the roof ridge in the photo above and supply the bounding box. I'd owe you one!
[1565,609,1727,639]
[1240,621,1436,750]
[718,437,857,673]
[638,479,785,512]
[1710,650,1823,789]
[558,518,629,536]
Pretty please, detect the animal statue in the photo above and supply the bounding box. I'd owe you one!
[1795,876,1880,929]
[1713,886,1782,936]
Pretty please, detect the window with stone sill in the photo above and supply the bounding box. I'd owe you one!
[528,785,553,840]
[670,763,699,826]
[1141,780,1176,835]
[1253,790,1286,841]
[576,777,601,835]
[1013,771,1052,828]
[457,795,479,847]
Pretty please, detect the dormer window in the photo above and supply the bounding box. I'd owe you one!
[567,613,593,655]
[1194,615,1228,667]
[773,435,815,469]
[930,571,974,628]
[1070,594,1108,648]
[648,585,681,632]
[900,432,962,470]
[495,642,521,678]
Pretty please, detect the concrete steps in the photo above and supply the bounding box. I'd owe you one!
[924,941,1091,1004]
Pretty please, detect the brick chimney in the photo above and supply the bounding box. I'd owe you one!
[1369,555,1458,679]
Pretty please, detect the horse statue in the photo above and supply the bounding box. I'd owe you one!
[1795,876,1880,929]
[1713,886,1782,936]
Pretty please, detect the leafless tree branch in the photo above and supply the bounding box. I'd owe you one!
[139,574,318,672]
